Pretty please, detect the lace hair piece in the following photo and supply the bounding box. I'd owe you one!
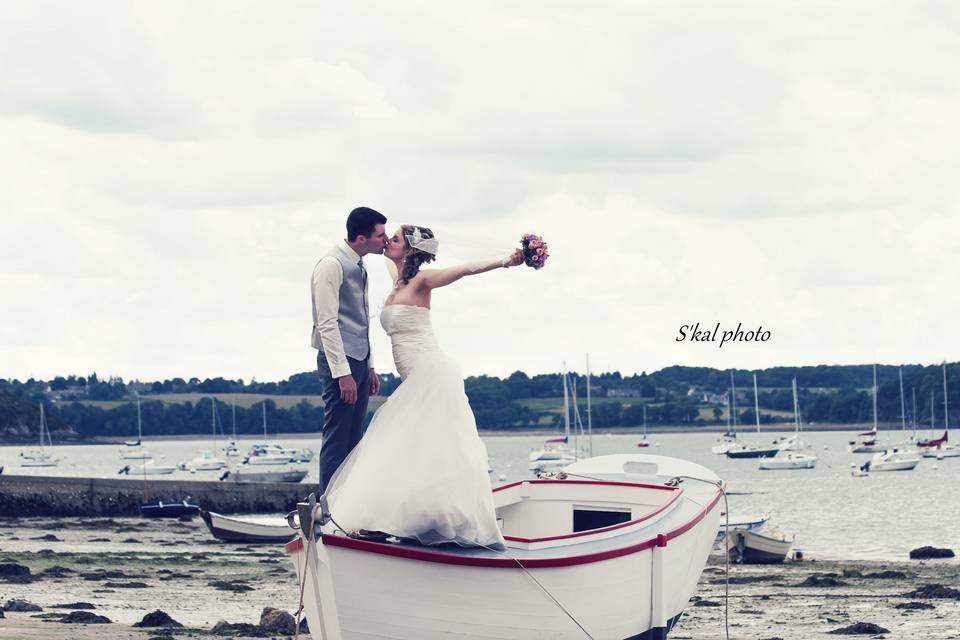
[405,227,439,255]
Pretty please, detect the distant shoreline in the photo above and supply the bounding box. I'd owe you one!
[2,421,917,447]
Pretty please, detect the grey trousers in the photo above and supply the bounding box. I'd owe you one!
[317,352,371,494]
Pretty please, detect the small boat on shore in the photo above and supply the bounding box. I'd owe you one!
[725,528,794,564]
[285,453,722,640]
[201,510,295,543]
[714,512,770,546]
[140,499,201,519]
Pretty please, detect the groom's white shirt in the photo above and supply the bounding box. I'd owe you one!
[311,241,374,378]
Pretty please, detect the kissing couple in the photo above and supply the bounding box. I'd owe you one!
[310,206,524,550]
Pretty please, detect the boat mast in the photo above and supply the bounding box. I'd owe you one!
[263,401,268,439]
[642,404,647,440]
[753,373,761,433]
[232,395,237,441]
[562,362,570,443]
[212,398,217,453]
[912,386,917,439]
[931,390,935,437]
[899,367,906,435]
[792,378,800,436]
[730,371,738,430]
[136,392,143,448]
[586,354,593,457]
[872,364,878,434]
[943,361,949,433]
[38,402,46,452]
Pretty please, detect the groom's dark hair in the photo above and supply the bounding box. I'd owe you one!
[346,207,387,241]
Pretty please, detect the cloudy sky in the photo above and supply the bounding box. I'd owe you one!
[2,1,959,383]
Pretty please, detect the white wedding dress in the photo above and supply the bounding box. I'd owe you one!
[324,304,505,550]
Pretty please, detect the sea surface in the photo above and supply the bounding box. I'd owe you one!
[2,429,957,562]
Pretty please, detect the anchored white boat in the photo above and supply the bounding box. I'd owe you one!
[868,447,921,472]
[121,460,177,476]
[848,365,887,454]
[529,363,578,474]
[920,363,960,459]
[121,394,153,460]
[286,453,723,640]
[725,528,793,564]
[182,399,227,471]
[759,452,817,470]
[759,379,817,470]
[19,403,58,467]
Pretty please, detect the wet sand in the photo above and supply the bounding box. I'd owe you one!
[2,516,958,639]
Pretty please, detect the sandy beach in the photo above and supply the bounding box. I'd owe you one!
[2,515,958,639]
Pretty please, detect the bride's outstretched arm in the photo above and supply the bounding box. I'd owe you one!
[419,248,523,290]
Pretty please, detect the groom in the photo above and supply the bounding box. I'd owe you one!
[312,206,388,494]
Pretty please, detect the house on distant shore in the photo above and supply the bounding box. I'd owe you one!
[606,387,642,398]
[687,386,727,404]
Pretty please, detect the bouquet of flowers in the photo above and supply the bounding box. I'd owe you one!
[520,233,549,269]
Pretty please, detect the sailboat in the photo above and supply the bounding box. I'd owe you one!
[711,379,738,454]
[848,365,886,454]
[224,396,241,458]
[19,403,58,467]
[921,362,960,458]
[759,379,817,470]
[727,373,781,459]
[183,398,227,471]
[862,365,921,472]
[528,363,577,474]
[637,405,653,447]
[121,394,153,460]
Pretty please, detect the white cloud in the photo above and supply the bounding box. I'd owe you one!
[1,1,959,381]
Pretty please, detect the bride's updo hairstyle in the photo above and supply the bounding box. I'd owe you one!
[400,224,437,284]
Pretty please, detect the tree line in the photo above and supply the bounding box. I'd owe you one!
[1,362,957,439]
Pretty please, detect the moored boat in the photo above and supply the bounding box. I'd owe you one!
[725,528,793,564]
[286,453,723,640]
[201,510,295,543]
[869,448,921,472]
[220,468,308,483]
[140,499,201,519]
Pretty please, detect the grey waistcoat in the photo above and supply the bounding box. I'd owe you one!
[317,244,370,361]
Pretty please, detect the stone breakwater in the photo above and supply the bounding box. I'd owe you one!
[0,474,317,516]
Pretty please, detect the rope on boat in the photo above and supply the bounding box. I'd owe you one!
[475,542,597,640]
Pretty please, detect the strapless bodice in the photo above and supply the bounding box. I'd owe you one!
[380,304,440,379]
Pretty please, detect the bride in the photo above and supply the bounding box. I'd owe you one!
[323,225,523,550]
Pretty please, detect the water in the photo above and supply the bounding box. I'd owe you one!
[2,430,957,562]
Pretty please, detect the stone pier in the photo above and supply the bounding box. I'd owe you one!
[0,474,317,516]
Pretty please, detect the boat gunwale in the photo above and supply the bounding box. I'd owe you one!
[283,479,723,569]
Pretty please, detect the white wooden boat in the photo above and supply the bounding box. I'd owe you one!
[202,510,295,544]
[285,453,723,640]
[725,528,793,564]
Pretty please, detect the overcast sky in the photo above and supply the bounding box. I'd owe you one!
[2,1,959,383]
